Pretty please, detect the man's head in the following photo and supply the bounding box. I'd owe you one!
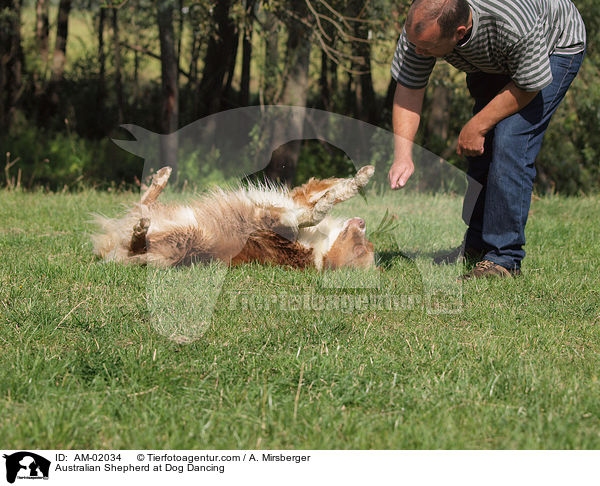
[406,0,471,57]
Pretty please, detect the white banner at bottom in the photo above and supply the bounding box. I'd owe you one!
[1,450,599,485]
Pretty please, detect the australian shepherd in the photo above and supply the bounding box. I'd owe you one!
[92,165,376,270]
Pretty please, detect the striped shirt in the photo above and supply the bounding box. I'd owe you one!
[391,0,586,91]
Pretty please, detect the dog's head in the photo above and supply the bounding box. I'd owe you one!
[322,217,375,269]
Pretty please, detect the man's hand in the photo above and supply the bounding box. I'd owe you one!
[456,82,540,158]
[457,117,488,157]
[388,158,414,189]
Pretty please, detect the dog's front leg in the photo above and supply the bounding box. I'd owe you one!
[297,165,374,227]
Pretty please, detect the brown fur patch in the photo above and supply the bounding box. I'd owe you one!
[147,227,213,266]
[259,207,298,241]
[289,177,343,208]
[231,230,314,268]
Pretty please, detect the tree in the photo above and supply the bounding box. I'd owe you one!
[196,0,239,116]
[264,1,313,183]
[96,6,106,117]
[240,0,257,107]
[0,0,24,132]
[157,0,179,172]
[51,0,71,81]
[112,7,124,123]
[261,9,280,105]
[35,0,50,67]
[348,0,377,124]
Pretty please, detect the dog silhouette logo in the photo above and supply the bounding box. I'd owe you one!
[110,106,475,341]
[3,452,51,483]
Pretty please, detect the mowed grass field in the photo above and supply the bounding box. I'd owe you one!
[0,188,599,449]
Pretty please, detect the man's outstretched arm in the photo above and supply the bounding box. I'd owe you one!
[389,82,426,189]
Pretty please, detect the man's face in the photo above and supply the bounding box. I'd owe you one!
[406,15,461,58]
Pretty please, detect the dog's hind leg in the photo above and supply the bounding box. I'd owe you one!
[292,165,374,227]
[129,217,150,255]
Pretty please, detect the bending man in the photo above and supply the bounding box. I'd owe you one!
[388,0,585,279]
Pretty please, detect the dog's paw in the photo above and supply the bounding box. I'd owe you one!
[154,166,172,183]
[133,217,150,235]
[355,165,375,186]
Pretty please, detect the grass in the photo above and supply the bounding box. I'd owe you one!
[0,188,599,449]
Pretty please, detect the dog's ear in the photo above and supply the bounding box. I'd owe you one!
[353,245,367,257]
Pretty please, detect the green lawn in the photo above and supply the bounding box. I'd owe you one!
[0,189,599,449]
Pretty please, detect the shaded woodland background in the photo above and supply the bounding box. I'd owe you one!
[1,0,599,192]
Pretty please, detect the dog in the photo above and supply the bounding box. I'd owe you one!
[92,165,376,270]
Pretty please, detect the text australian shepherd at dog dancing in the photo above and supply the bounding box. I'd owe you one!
[388,0,586,279]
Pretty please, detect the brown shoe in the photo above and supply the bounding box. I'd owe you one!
[460,260,521,280]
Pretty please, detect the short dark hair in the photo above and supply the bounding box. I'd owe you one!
[407,0,470,39]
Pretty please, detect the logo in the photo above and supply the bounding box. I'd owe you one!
[110,105,474,344]
[3,452,50,483]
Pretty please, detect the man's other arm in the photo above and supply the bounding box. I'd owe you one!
[457,81,539,157]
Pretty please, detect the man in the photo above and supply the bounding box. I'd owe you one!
[388,0,586,279]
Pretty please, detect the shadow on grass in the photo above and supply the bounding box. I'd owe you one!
[377,246,481,269]
[375,250,412,269]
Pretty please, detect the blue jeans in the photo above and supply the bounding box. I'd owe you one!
[462,51,585,270]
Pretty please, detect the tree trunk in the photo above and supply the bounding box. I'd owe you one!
[176,0,183,76]
[36,0,49,66]
[239,30,252,106]
[349,2,376,124]
[222,32,239,109]
[239,0,256,107]
[355,44,377,123]
[51,0,71,81]
[197,0,238,116]
[95,7,106,131]
[319,51,331,110]
[425,83,450,141]
[280,25,311,108]
[32,0,49,95]
[98,8,106,90]
[264,10,312,184]
[157,0,179,173]
[188,31,200,87]
[344,66,356,117]
[317,15,336,111]
[384,77,396,114]
[112,7,124,124]
[262,12,279,105]
[133,49,139,102]
[0,0,24,132]
[329,49,338,96]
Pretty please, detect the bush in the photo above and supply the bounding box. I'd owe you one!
[1,124,142,190]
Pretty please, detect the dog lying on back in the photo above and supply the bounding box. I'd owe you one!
[92,165,376,270]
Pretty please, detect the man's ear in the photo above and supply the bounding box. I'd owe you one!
[454,25,468,42]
